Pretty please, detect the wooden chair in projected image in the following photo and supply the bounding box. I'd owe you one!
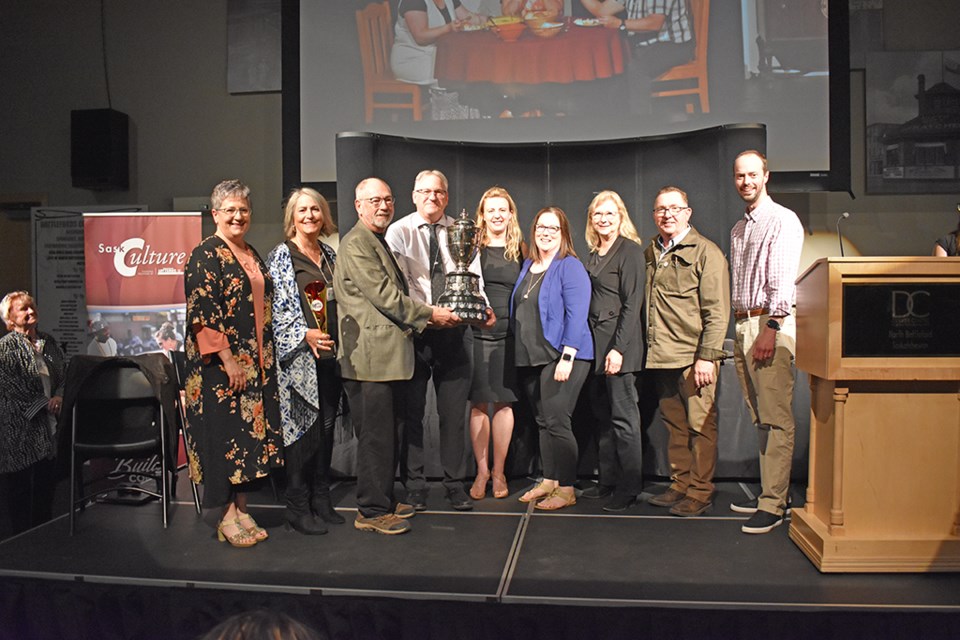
[356,1,423,123]
[652,0,710,114]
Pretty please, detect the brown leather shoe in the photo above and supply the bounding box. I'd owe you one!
[669,496,712,517]
[648,487,686,508]
[354,513,411,535]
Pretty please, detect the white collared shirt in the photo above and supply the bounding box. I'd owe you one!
[385,211,487,305]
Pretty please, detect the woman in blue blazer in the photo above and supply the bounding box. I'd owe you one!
[511,207,593,510]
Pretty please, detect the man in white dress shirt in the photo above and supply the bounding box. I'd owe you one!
[386,169,493,511]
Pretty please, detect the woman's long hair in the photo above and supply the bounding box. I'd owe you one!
[474,186,524,262]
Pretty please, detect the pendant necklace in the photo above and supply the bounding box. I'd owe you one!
[523,270,546,299]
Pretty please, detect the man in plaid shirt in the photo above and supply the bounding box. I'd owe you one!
[578,0,695,116]
[728,150,804,535]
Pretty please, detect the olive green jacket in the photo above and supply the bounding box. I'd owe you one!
[334,222,433,382]
[643,226,730,369]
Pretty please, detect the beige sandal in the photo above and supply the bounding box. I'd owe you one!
[519,482,552,503]
[534,488,577,511]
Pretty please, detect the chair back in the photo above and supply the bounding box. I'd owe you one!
[689,0,709,66]
[356,1,394,82]
[73,361,160,449]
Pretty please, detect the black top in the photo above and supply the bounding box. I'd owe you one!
[476,245,521,341]
[286,240,338,360]
[936,232,959,256]
[584,236,645,375]
[514,269,558,367]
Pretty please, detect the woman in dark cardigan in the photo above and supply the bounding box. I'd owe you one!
[184,179,282,548]
[0,290,66,535]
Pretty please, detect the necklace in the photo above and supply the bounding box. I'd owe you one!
[523,270,547,299]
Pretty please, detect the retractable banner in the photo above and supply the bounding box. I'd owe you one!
[81,212,201,498]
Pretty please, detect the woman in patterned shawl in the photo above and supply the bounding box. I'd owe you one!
[266,188,343,535]
[184,179,282,548]
[0,291,66,535]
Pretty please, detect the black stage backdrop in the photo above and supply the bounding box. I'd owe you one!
[330,124,810,482]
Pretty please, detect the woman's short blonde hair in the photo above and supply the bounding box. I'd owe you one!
[0,290,34,331]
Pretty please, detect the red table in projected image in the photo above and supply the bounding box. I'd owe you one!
[435,26,627,85]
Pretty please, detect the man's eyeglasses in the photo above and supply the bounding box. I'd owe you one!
[653,205,690,217]
[414,188,447,198]
[361,196,394,207]
[216,207,251,217]
[535,224,561,234]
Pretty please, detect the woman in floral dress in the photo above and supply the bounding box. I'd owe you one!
[184,179,282,548]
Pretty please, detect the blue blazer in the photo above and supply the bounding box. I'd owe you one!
[511,254,594,361]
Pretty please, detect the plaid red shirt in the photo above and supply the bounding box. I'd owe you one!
[730,197,804,317]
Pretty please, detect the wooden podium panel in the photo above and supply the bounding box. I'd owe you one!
[791,258,960,572]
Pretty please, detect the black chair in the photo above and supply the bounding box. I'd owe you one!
[69,359,171,535]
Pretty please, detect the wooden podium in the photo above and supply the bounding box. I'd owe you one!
[790,257,960,572]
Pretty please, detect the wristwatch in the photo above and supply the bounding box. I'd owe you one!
[561,353,574,362]
[618,18,627,32]
[766,318,782,331]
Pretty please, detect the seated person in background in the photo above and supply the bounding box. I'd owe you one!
[578,0,695,116]
[501,0,563,17]
[933,205,959,256]
[391,0,486,86]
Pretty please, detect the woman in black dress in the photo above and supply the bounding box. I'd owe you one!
[267,188,344,534]
[468,187,525,500]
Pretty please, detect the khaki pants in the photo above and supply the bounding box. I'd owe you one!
[733,315,796,516]
[654,364,719,503]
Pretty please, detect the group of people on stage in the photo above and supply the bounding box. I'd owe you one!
[3,149,957,545]
[171,147,800,544]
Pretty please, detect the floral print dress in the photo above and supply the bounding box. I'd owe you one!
[183,235,283,508]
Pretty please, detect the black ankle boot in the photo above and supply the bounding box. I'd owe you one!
[285,487,327,535]
[311,491,346,525]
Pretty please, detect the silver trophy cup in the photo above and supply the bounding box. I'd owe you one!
[437,209,487,324]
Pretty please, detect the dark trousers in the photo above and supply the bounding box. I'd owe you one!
[1,458,56,537]
[518,359,590,486]
[590,372,643,495]
[628,39,696,116]
[399,327,472,492]
[285,358,341,494]
[344,378,405,518]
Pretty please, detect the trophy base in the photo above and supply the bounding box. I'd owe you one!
[437,272,487,325]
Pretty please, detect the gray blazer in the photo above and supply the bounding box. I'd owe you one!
[334,222,433,382]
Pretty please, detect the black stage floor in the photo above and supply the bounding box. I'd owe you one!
[1,479,959,639]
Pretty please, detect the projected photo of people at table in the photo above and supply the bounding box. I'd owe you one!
[303,2,836,182]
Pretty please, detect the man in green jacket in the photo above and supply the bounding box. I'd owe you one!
[643,186,730,517]
[335,177,460,535]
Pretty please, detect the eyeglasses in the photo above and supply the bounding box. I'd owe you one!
[535,224,561,234]
[414,188,447,198]
[217,207,250,217]
[591,210,619,220]
[653,205,690,217]
[361,196,394,207]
